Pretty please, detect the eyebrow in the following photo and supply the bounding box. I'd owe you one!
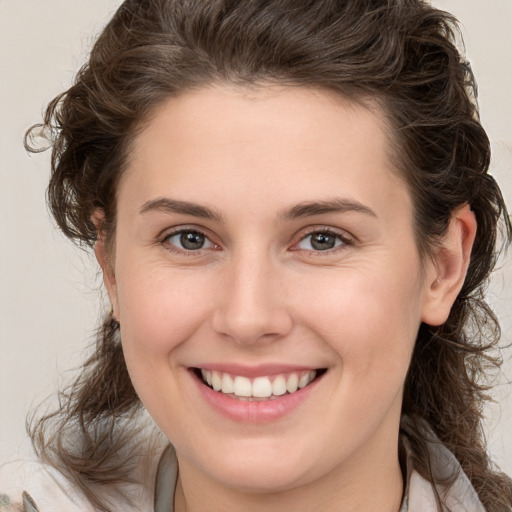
[139,198,224,221]
[139,196,376,222]
[279,198,377,220]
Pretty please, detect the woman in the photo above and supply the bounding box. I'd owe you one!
[1,0,511,510]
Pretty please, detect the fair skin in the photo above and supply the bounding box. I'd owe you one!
[96,85,476,512]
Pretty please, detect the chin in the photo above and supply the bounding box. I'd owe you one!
[195,444,323,494]
[215,464,310,494]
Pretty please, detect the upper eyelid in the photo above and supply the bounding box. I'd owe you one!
[295,226,355,243]
[160,227,218,254]
[159,233,221,262]
[160,225,214,241]
[289,230,354,257]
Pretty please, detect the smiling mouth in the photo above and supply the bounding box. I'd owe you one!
[193,368,327,401]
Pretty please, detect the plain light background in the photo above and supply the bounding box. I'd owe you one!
[1,0,511,474]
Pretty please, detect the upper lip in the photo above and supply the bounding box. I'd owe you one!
[192,363,322,378]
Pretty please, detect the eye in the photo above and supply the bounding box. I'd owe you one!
[163,229,214,252]
[296,230,348,251]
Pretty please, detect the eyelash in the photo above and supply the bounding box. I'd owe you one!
[160,227,353,256]
[161,228,218,256]
[293,228,353,255]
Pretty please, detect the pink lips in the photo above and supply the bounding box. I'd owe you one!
[190,364,323,424]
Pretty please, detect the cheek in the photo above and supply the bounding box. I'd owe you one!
[113,265,212,425]
[299,265,422,381]
[115,264,213,358]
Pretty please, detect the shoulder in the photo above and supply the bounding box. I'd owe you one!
[0,419,169,512]
[421,440,485,512]
[0,434,168,512]
[401,417,485,512]
[0,459,94,512]
[1,491,41,512]
[407,466,484,512]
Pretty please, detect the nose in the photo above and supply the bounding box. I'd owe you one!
[211,250,293,346]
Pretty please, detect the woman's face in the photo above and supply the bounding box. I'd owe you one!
[105,85,437,493]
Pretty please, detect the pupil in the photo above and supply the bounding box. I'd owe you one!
[180,231,205,250]
[311,233,335,250]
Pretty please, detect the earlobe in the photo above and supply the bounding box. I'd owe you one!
[421,205,477,326]
[92,210,119,321]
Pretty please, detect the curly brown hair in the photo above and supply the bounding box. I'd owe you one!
[26,0,512,510]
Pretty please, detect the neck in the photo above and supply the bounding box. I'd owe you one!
[174,431,404,512]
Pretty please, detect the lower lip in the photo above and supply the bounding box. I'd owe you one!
[191,370,322,424]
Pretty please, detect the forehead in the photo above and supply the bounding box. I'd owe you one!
[121,84,410,222]
[133,84,391,160]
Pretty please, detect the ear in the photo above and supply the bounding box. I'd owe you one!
[92,210,119,321]
[421,204,477,326]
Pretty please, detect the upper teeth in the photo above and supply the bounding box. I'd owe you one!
[200,370,317,398]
